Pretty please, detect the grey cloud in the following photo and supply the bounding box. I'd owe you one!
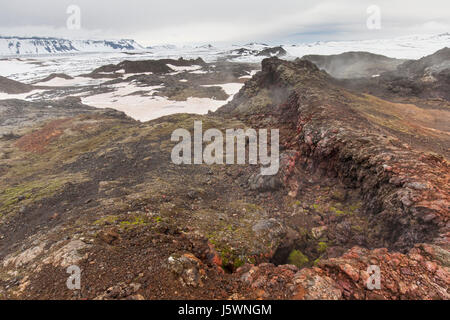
[0,0,449,45]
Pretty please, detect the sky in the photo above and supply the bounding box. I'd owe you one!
[0,0,449,45]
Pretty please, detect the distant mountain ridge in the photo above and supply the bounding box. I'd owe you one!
[0,36,145,56]
[1,33,449,60]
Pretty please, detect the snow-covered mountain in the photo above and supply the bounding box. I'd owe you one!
[282,33,450,60]
[2,33,449,59]
[0,36,145,56]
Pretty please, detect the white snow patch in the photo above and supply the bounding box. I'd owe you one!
[80,82,229,121]
[0,89,45,100]
[239,69,259,79]
[167,64,202,72]
[0,59,37,79]
[283,34,450,60]
[190,70,208,74]
[203,83,244,97]
[34,76,109,87]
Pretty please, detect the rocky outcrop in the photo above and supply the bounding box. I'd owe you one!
[257,46,287,57]
[0,76,33,94]
[301,51,407,78]
[338,48,450,101]
[91,57,207,75]
[34,73,74,84]
[216,56,449,299]
[396,47,450,78]
[235,244,449,299]
[0,97,128,136]
[222,57,449,250]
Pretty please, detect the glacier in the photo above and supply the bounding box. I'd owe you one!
[0,36,144,56]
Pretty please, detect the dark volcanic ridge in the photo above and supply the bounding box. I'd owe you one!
[0,76,34,94]
[90,57,207,75]
[301,51,407,79]
[323,48,450,102]
[33,73,74,84]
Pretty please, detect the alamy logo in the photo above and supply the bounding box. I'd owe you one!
[66,265,81,290]
[171,121,279,175]
[366,5,381,30]
[366,265,381,290]
[66,5,81,30]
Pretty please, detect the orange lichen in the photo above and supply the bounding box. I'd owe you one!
[15,118,71,153]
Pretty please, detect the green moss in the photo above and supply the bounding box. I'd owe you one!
[330,206,346,216]
[0,175,80,216]
[209,241,248,271]
[233,257,246,269]
[93,215,119,225]
[329,202,361,216]
[119,216,148,228]
[348,202,362,213]
[351,225,363,232]
[287,249,309,268]
[317,241,328,253]
[292,200,301,208]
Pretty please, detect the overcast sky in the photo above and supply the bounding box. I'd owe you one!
[0,0,449,45]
